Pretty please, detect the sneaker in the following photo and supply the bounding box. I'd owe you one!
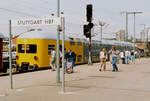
[71,70,74,73]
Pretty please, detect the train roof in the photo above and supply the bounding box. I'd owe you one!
[18,30,136,47]
[18,30,60,40]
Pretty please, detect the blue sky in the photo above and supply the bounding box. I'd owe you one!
[0,0,150,39]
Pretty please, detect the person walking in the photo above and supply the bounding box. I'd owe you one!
[109,46,119,72]
[50,48,56,71]
[66,49,76,73]
[120,51,125,64]
[64,48,67,71]
[99,48,107,71]
[130,50,135,64]
[125,50,130,64]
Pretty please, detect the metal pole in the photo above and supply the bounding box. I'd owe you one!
[133,13,136,51]
[56,0,60,83]
[144,28,149,57]
[88,34,92,65]
[144,25,146,42]
[101,26,102,40]
[9,20,13,89]
[126,12,128,41]
[146,28,148,43]
[141,24,146,42]
[62,16,65,92]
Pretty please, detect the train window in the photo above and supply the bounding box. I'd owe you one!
[70,39,75,45]
[77,39,82,46]
[77,55,82,62]
[18,44,25,53]
[26,44,37,53]
[48,45,55,55]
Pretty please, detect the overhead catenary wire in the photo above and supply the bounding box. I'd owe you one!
[0,8,37,17]
[15,0,53,10]
[0,0,56,17]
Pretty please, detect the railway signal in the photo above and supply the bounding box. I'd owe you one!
[83,22,93,38]
[88,22,94,29]
[83,24,90,38]
[86,4,92,22]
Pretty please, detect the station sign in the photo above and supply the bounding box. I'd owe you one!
[12,17,61,27]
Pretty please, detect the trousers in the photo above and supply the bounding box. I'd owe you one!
[112,56,118,71]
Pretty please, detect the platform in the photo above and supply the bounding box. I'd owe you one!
[0,58,150,101]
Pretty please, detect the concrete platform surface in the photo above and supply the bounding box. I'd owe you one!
[0,58,150,101]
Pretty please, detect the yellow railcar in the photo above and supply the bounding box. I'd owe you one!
[16,30,137,72]
[16,31,84,71]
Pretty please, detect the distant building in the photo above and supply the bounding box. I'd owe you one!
[115,30,125,41]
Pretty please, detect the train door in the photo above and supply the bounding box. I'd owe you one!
[83,39,89,63]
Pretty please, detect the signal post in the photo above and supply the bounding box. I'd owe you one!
[83,4,93,65]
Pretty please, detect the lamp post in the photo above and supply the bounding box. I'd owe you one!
[126,12,128,41]
[146,27,150,57]
[127,11,143,50]
[99,21,106,40]
[146,27,150,43]
[120,11,128,41]
[140,24,146,42]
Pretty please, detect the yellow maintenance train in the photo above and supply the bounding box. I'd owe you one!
[16,30,136,72]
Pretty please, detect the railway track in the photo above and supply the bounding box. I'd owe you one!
[0,68,51,77]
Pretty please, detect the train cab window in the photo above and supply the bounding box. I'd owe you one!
[18,44,25,53]
[48,45,55,55]
[77,39,82,46]
[26,44,37,53]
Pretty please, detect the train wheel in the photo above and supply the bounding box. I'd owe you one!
[19,69,23,73]
[33,64,38,71]
[25,67,28,72]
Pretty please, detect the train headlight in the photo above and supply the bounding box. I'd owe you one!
[34,56,38,60]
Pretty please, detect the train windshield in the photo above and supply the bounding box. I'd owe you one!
[18,44,25,53]
[26,44,37,53]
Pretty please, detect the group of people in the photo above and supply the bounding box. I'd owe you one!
[120,50,136,64]
[50,48,76,73]
[99,46,119,72]
[50,46,137,73]
[99,46,137,72]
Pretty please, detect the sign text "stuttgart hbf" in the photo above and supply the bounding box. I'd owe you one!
[12,17,61,27]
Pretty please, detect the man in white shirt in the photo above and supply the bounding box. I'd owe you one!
[50,48,56,71]
[125,50,130,64]
[120,51,125,64]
